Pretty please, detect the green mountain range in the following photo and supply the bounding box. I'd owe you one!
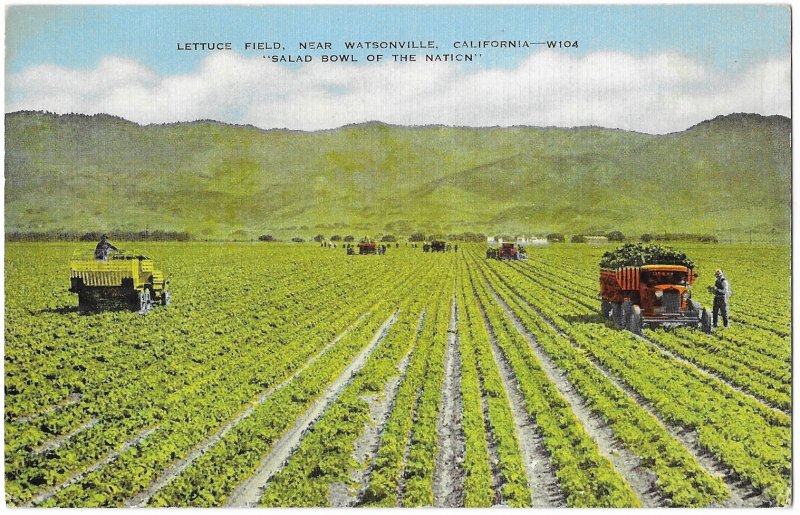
[5,111,791,240]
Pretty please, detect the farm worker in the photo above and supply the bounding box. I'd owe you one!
[94,234,119,261]
[712,269,730,328]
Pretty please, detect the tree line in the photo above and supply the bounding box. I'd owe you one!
[6,230,192,242]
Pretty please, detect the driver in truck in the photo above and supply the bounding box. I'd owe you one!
[95,234,120,261]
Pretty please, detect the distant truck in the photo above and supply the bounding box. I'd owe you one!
[498,242,527,261]
[357,239,381,255]
[600,264,712,335]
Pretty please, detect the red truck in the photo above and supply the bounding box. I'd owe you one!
[600,264,712,335]
[497,242,528,261]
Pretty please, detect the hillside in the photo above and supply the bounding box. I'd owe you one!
[4,111,791,240]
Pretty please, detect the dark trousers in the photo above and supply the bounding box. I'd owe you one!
[713,297,728,327]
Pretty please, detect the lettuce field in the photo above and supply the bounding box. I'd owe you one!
[4,242,791,507]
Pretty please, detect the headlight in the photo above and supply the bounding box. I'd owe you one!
[655,290,663,299]
[682,291,690,301]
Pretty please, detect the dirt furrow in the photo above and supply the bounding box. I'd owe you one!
[32,418,99,456]
[397,387,423,506]
[475,298,564,507]
[433,296,465,507]
[485,283,661,507]
[490,281,771,507]
[225,310,399,507]
[25,427,156,507]
[331,311,426,507]
[479,387,503,505]
[15,393,82,424]
[123,311,371,507]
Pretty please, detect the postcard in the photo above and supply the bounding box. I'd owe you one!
[4,4,791,508]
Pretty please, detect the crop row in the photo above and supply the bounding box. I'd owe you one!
[472,253,729,506]
[456,258,531,506]
[8,246,427,506]
[258,258,451,506]
[479,252,790,505]
[467,254,640,507]
[9,272,373,504]
[145,257,435,506]
[361,258,453,506]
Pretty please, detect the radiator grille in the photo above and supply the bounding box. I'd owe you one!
[663,290,681,313]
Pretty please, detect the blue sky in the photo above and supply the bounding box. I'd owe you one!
[5,5,791,133]
[7,5,790,74]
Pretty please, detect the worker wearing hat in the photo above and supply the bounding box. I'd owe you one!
[711,269,731,328]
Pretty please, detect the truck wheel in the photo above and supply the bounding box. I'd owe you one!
[78,293,93,314]
[628,305,643,335]
[600,300,612,319]
[622,300,633,329]
[136,290,151,314]
[701,307,712,334]
[612,302,624,329]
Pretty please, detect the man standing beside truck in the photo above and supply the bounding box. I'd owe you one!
[711,269,731,328]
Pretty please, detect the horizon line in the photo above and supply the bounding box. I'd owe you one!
[4,110,791,137]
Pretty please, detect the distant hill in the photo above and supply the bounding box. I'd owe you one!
[4,111,791,240]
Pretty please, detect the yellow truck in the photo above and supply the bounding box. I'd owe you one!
[69,251,170,313]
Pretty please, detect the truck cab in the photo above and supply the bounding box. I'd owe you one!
[639,266,692,316]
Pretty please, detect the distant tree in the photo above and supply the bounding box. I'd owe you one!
[258,234,276,242]
[571,234,587,243]
[313,234,325,242]
[330,235,342,241]
[409,232,426,242]
[381,234,397,242]
[640,233,653,243]
[343,235,355,242]
[546,233,565,243]
[606,231,625,242]
[291,237,305,243]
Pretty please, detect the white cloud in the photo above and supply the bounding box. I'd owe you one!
[7,51,790,134]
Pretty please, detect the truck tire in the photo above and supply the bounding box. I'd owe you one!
[628,305,643,335]
[612,302,624,329]
[78,293,94,314]
[600,300,612,319]
[136,290,151,314]
[701,307,713,334]
[622,300,633,329]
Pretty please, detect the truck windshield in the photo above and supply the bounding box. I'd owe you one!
[642,270,688,286]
